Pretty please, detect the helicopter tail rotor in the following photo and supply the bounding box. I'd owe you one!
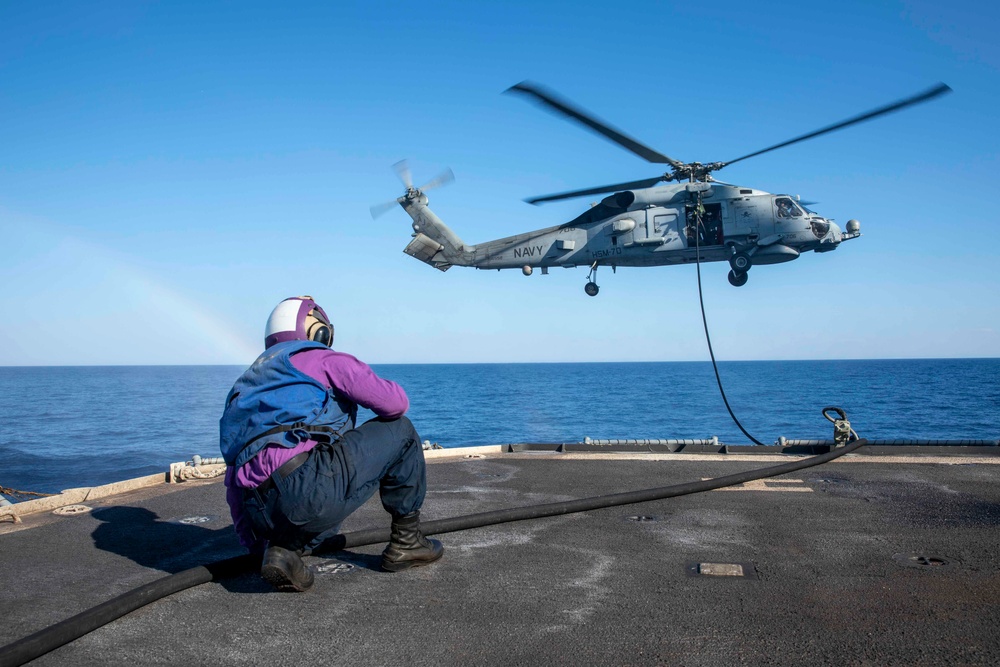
[418,167,455,193]
[370,161,455,219]
[393,159,414,190]
[369,198,402,220]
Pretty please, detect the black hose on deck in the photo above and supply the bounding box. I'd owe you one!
[0,554,257,667]
[318,437,866,551]
[0,438,866,666]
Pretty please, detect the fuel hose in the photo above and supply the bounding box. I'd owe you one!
[0,435,866,666]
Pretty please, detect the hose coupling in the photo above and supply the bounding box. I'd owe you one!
[823,407,852,447]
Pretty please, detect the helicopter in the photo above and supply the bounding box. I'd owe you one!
[372,81,951,296]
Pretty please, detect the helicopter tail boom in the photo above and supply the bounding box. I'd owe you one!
[400,193,474,271]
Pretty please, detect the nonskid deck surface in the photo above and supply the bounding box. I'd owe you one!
[3,451,1000,666]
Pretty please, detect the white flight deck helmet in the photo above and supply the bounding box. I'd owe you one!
[264,296,334,349]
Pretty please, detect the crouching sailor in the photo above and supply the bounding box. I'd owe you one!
[219,295,443,592]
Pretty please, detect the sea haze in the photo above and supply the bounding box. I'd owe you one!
[1,359,997,496]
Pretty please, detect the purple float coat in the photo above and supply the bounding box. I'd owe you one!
[224,347,409,550]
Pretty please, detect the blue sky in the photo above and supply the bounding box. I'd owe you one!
[1,0,997,365]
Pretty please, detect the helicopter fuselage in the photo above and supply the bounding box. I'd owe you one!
[400,181,860,293]
[381,80,952,294]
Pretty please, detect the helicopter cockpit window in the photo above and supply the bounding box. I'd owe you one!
[775,197,803,218]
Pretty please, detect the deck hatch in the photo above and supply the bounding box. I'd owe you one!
[685,561,758,579]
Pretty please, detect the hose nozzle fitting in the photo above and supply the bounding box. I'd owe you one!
[823,407,853,447]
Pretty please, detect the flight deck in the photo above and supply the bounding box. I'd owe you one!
[2,446,999,666]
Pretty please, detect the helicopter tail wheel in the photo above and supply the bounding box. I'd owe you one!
[729,251,752,273]
[728,270,749,287]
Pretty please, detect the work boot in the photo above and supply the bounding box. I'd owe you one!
[381,511,444,572]
[261,545,314,592]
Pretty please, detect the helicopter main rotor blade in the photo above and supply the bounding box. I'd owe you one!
[507,81,684,168]
[722,82,952,168]
[526,175,666,205]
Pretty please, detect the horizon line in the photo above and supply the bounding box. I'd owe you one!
[1,356,998,369]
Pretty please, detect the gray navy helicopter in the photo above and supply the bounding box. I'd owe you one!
[372,82,951,295]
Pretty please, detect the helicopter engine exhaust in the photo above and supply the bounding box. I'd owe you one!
[601,190,636,209]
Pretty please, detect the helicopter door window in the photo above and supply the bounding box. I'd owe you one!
[775,197,803,218]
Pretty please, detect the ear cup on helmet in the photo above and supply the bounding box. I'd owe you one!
[307,319,334,347]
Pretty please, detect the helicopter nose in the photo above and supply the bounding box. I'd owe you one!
[828,221,842,242]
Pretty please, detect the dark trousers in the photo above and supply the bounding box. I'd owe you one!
[243,416,426,551]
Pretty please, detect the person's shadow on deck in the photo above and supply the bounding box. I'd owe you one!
[90,506,270,593]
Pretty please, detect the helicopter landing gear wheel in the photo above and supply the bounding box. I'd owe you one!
[729,251,752,273]
[728,270,749,287]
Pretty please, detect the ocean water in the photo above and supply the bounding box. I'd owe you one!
[1,359,998,497]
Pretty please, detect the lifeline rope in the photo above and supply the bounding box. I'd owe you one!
[0,485,56,500]
[176,466,226,481]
